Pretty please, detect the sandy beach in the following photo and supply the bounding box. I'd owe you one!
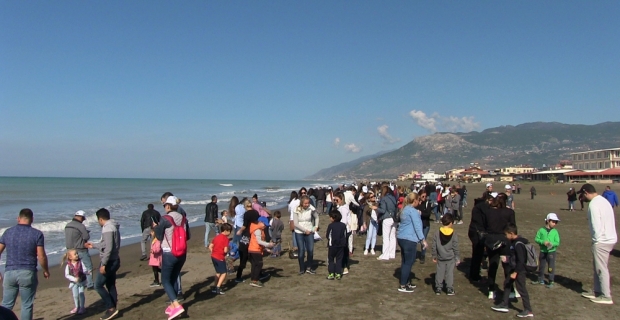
[2,182,620,319]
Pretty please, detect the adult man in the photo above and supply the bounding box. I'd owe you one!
[85,208,121,320]
[315,187,326,215]
[504,184,516,210]
[204,195,219,247]
[65,210,94,288]
[602,186,618,208]
[139,204,161,261]
[483,183,493,199]
[530,186,537,200]
[579,184,617,305]
[0,208,50,320]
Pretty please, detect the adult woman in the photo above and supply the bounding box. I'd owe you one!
[252,194,271,218]
[375,185,398,260]
[154,195,188,319]
[228,196,239,221]
[235,200,254,282]
[159,192,189,299]
[325,187,334,215]
[362,192,378,255]
[288,191,300,251]
[482,192,516,300]
[308,188,317,207]
[293,195,319,274]
[396,192,426,292]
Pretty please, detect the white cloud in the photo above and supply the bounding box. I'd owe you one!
[409,110,437,132]
[333,137,340,147]
[409,110,480,133]
[377,125,400,144]
[344,143,362,153]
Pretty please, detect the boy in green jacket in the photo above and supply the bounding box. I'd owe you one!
[532,213,560,288]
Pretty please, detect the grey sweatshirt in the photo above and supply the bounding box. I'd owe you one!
[64,219,90,250]
[431,227,459,261]
[93,219,121,266]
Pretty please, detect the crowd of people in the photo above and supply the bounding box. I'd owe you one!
[0,183,617,320]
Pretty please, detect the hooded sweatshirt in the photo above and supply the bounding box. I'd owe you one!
[93,219,120,266]
[432,226,460,261]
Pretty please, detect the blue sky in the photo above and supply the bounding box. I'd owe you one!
[1,1,619,179]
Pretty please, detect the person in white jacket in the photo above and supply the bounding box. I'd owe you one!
[62,249,88,315]
[580,184,617,305]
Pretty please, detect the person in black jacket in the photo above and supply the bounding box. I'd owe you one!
[315,187,326,215]
[140,204,161,260]
[467,195,491,281]
[204,195,219,247]
[415,191,433,264]
[491,223,533,317]
[326,210,347,280]
[483,193,516,300]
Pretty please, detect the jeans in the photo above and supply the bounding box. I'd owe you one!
[291,230,298,248]
[295,233,315,271]
[94,259,120,310]
[568,201,575,211]
[538,251,556,282]
[76,249,94,288]
[365,220,378,250]
[1,269,38,320]
[161,252,186,302]
[140,228,151,256]
[420,225,430,259]
[71,282,86,309]
[233,226,242,246]
[325,201,333,215]
[316,200,324,214]
[205,222,219,247]
[432,205,440,221]
[397,238,417,286]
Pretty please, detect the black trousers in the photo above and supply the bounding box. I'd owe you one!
[328,246,344,275]
[502,272,532,311]
[236,243,249,280]
[249,252,263,281]
[342,232,352,269]
[487,248,510,292]
[468,233,485,280]
[152,266,161,282]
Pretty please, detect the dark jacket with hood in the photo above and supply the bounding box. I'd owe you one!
[508,236,530,274]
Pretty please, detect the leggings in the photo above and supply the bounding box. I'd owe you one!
[236,243,249,280]
[152,266,161,283]
[249,253,263,281]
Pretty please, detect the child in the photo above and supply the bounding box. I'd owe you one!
[148,228,162,287]
[219,210,229,224]
[248,210,274,287]
[325,210,347,280]
[270,210,284,257]
[209,223,232,295]
[491,223,534,318]
[533,213,560,288]
[62,248,88,314]
[226,241,239,274]
[432,214,460,295]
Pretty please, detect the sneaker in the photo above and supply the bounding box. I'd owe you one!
[407,283,417,290]
[327,273,335,280]
[77,308,86,315]
[517,310,535,317]
[457,221,463,224]
[165,306,172,315]
[214,287,225,295]
[298,271,305,275]
[488,291,496,300]
[335,274,342,280]
[491,304,509,313]
[370,249,376,255]
[235,278,245,283]
[150,281,161,287]
[398,285,414,293]
[531,280,544,285]
[515,290,521,298]
[167,305,185,320]
[140,255,148,261]
[100,309,119,320]
[211,286,217,293]
[306,269,316,275]
[581,291,599,299]
[419,258,425,264]
[546,282,554,289]
[591,296,614,304]
[447,288,455,296]
[70,308,78,314]
[249,281,264,288]
[343,268,349,275]
[435,288,442,295]
[364,250,368,255]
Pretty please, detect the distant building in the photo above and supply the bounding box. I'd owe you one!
[571,147,620,170]
[498,166,535,175]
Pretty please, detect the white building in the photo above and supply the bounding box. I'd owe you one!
[571,147,620,170]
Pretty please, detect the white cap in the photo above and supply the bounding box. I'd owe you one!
[546,213,560,221]
[490,192,498,198]
[75,210,86,218]
[505,184,511,190]
[415,184,420,187]
[164,196,178,205]
[390,185,394,191]
[437,182,442,185]
[436,185,441,189]
[362,186,368,193]
[486,183,493,188]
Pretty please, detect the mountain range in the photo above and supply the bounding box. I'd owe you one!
[305,122,620,180]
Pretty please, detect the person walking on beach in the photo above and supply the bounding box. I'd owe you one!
[140,204,161,261]
[0,208,50,320]
[205,195,219,247]
[85,208,121,320]
[160,192,190,299]
[293,195,319,275]
[65,210,95,289]
[287,191,300,252]
[579,184,617,304]
[154,195,188,319]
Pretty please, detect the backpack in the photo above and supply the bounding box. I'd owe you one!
[163,215,187,257]
[515,241,538,272]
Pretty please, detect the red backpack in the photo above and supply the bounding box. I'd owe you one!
[163,215,187,257]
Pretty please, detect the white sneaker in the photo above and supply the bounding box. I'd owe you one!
[343,268,349,275]
[363,250,368,256]
[370,249,376,255]
[515,290,521,298]
[488,291,496,300]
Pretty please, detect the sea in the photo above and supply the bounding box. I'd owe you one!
[0,177,342,268]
